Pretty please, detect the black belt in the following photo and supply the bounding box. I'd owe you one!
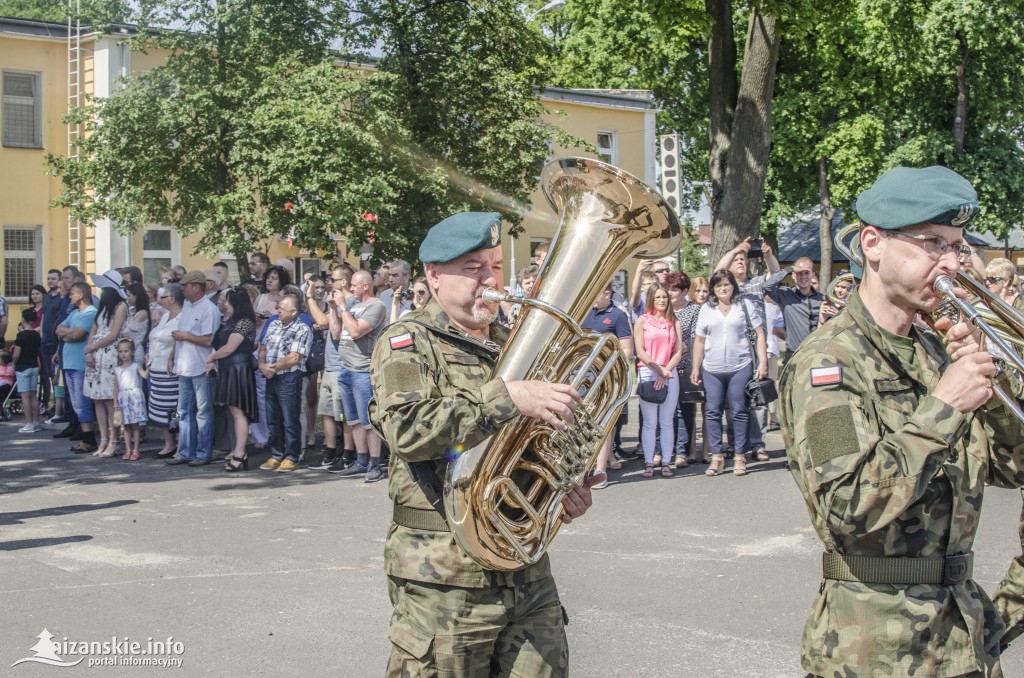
[823,551,973,586]
[392,504,450,532]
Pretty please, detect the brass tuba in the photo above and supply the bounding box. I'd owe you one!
[444,157,682,570]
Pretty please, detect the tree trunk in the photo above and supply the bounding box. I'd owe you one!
[710,8,781,270]
[706,0,737,229]
[954,33,969,155]
[818,156,834,289]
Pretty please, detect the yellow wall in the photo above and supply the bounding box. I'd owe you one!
[0,33,78,301]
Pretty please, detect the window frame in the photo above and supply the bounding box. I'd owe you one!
[2,225,42,303]
[142,227,180,284]
[596,130,618,167]
[2,70,43,149]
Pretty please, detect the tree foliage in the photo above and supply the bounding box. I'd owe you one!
[0,0,128,25]
[48,0,571,268]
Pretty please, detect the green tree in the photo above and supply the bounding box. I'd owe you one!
[0,0,128,25]
[48,0,569,269]
[765,0,1024,285]
[339,0,575,250]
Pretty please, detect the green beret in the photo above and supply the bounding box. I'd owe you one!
[419,212,503,264]
[855,166,978,230]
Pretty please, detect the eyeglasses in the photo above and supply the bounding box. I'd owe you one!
[886,231,972,260]
[653,268,669,274]
[986,276,1006,284]
[159,295,170,300]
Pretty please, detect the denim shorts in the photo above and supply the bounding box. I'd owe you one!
[15,367,39,394]
[337,367,372,429]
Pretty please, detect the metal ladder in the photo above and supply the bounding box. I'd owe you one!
[66,0,82,269]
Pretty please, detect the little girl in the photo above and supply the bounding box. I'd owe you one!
[112,338,148,460]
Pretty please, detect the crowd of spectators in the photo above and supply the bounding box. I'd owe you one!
[0,237,867,487]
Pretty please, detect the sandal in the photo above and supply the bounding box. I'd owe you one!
[70,441,96,454]
[755,449,770,462]
[224,454,250,472]
[661,464,673,477]
[641,464,654,478]
[652,454,662,468]
[608,458,622,470]
[705,454,725,477]
[674,456,688,469]
[733,457,748,476]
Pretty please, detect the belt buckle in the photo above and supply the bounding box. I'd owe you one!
[943,553,970,586]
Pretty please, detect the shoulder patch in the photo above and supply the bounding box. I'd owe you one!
[810,366,842,387]
[807,406,860,466]
[390,333,414,350]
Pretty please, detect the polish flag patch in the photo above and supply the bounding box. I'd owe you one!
[389,333,414,350]
[810,366,842,387]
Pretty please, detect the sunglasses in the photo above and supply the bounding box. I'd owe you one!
[986,276,1006,284]
[653,268,669,274]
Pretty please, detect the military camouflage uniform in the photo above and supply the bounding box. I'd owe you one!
[992,291,1024,648]
[780,291,1024,677]
[370,300,568,677]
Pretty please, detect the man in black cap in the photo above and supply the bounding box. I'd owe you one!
[370,211,603,677]
[780,166,1024,677]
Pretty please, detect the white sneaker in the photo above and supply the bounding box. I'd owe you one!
[31,423,42,432]
[18,424,34,433]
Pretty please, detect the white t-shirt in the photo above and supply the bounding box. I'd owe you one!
[149,312,181,372]
[764,300,784,358]
[173,297,221,377]
[695,299,762,373]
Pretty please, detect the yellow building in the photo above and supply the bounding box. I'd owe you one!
[0,17,659,340]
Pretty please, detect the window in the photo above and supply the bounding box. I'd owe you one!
[143,228,176,284]
[2,71,42,148]
[3,226,41,302]
[596,131,617,166]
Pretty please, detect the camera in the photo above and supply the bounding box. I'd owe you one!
[748,237,764,259]
[398,289,413,301]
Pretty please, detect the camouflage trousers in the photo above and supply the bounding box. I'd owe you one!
[385,574,568,677]
[993,490,1024,650]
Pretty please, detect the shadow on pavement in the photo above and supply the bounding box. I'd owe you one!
[0,499,139,525]
[0,535,93,551]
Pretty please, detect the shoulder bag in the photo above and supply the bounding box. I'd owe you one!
[740,300,778,408]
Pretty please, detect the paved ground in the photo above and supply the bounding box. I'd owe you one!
[3,402,1024,677]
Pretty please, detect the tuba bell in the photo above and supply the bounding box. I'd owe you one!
[444,157,682,570]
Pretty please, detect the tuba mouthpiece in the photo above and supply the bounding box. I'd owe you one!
[481,288,507,304]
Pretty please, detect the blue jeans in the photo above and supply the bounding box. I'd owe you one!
[178,373,215,461]
[65,368,94,424]
[702,363,753,455]
[267,370,303,461]
[337,367,373,428]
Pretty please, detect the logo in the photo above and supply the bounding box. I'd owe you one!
[12,629,83,667]
[11,629,185,669]
[950,204,976,226]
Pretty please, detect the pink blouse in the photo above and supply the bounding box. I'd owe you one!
[638,313,677,368]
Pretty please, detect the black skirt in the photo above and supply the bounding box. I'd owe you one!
[213,352,259,423]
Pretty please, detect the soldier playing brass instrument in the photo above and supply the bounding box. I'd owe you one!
[780,166,1024,677]
[369,212,603,677]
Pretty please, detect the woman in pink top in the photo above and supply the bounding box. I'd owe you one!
[633,283,684,478]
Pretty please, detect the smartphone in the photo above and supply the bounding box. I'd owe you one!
[748,238,764,259]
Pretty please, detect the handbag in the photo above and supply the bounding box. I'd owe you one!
[167,408,180,433]
[740,300,778,408]
[112,407,123,429]
[637,380,668,404]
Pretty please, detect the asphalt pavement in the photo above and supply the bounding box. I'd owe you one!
[2,401,1024,677]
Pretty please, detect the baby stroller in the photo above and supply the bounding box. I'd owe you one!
[0,382,23,422]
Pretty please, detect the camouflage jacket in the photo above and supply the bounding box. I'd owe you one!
[779,291,1024,677]
[369,299,551,588]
